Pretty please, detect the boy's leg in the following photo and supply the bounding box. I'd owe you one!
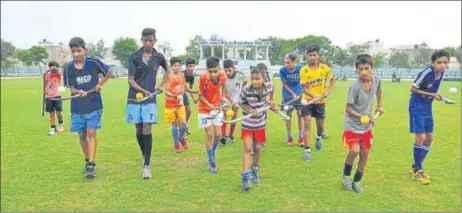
[78,131,89,163]
[177,106,189,149]
[241,129,253,191]
[283,98,294,145]
[184,93,191,135]
[251,129,265,184]
[302,115,312,160]
[55,100,64,132]
[127,104,145,163]
[229,106,239,142]
[342,131,360,191]
[296,109,305,146]
[314,104,326,150]
[198,113,217,173]
[213,124,222,157]
[135,124,144,157]
[70,113,89,171]
[172,121,181,152]
[48,111,56,135]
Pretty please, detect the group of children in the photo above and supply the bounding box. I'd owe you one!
[44,27,451,193]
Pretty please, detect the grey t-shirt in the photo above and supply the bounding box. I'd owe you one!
[344,75,381,133]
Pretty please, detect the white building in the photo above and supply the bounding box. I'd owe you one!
[37,39,72,65]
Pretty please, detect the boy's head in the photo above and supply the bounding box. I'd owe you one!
[141,28,157,51]
[169,57,182,73]
[69,37,86,62]
[284,54,296,70]
[223,59,235,77]
[431,49,450,72]
[355,54,373,80]
[206,56,220,77]
[250,66,264,89]
[256,63,268,80]
[306,44,320,65]
[186,58,196,72]
[48,61,60,73]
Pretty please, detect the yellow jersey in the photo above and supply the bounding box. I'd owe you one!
[300,63,334,103]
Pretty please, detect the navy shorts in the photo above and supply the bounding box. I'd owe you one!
[409,102,433,134]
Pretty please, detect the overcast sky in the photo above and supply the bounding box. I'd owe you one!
[1,1,461,55]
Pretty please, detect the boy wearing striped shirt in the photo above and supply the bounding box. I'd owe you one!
[239,67,276,191]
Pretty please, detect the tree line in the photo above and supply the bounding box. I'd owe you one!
[1,35,461,72]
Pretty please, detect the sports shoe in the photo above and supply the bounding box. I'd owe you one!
[180,138,189,149]
[251,166,260,184]
[352,181,364,193]
[241,172,252,191]
[298,137,305,147]
[315,136,322,151]
[409,166,431,180]
[287,137,294,146]
[57,124,64,132]
[47,128,56,136]
[228,136,235,143]
[220,137,228,145]
[174,144,181,153]
[321,132,328,139]
[142,165,152,179]
[303,149,312,161]
[412,170,431,185]
[85,162,96,179]
[208,162,218,174]
[342,175,352,191]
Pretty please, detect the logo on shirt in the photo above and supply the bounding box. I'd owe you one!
[426,84,433,89]
[76,75,92,85]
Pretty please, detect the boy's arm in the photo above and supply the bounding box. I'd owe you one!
[345,85,362,118]
[93,59,112,92]
[127,55,150,95]
[302,83,315,98]
[238,89,257,115]
[280,69,297,99]
[184,81,198,94]
[324,68,336,96]
[163,76,177,98]
[410,71,441,100]
[375,81,384,115]
[157,55,170,92]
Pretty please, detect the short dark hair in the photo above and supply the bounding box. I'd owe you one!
[142,28,156,39]
[355,54,373,68]
[69,37,85,48]
[307,44,320,54]
[284,53,296,61]
[48,61,59,68]
[223,60,234,69]
[169,57,182,66]
[186,58,196,66]
[431,49,450,63]
[250,66,264,75]
[256,63,267,71]
[206,56,220,69]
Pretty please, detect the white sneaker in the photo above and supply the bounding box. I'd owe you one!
[142,165,152,179]
[57,124,64,132]
[47,129,56,136]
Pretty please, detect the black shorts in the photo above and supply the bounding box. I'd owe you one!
[45,97,63,113]
[182,93,190,107]
[282,97,302,112]
[301,103,326,118]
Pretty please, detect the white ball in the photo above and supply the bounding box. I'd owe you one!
[449,87,458,94]
[301,99,308,105]
[210,110,219,117]
[282,105,289,111]
[58,86,66,94]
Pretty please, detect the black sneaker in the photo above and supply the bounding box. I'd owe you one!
[85,162,96,179]
[220,137,228,145]
[185,127,191,136]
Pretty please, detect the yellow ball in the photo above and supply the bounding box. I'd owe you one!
[360,116,370,125]
[226,109,234,118]
[136,93,144,101]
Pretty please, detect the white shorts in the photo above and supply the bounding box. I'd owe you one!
[198,112,223,128]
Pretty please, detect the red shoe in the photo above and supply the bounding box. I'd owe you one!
[287,137,294,146]
[298,137,305,147]
[174,144,181,153]
[180,137,189,149]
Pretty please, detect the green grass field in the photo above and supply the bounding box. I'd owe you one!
[1,78,460,212]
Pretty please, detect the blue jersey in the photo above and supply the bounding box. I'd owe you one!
[63,57,110,114]
[410,66,444,104]
[279,64,303,99]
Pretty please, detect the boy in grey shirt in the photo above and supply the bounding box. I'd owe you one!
[342,54,383,193]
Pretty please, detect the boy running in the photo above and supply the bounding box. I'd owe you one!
[408,50,450,185]
[300,44,336,158]
[183,58,197,135]
[126,28,169,179]
[198,56,228,174]
[44,61,64,136]
[279,54,304,146]
[239,67,276,191]
[63,37,113,179]
[164,57,198,153]
[221,59,247,144]
[341,54,383,193]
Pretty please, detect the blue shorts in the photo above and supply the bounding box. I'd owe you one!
[70,110,103,132]
[409,102,433,134]
[126,103,157,124]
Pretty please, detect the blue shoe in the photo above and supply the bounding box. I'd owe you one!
[251,166,260,184]
[315,136,322,151]
[241,171,252,191]
[208,162,218,174]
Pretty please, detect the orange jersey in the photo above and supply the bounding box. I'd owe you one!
[164,72,186,108]
[198,71,227,114]
[44,70,62,98]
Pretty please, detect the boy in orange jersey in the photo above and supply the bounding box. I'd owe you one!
[163,57,198,153]
[43,61,64,136]
[198,56,229,174]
